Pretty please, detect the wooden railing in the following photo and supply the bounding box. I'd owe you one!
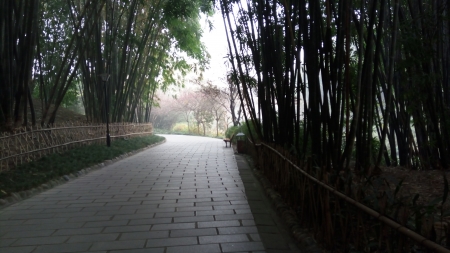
[0,123,153,171]
[244,140,449,252]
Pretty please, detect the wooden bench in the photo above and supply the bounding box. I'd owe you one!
[223,134,234,147]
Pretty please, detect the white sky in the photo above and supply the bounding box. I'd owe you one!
[200,11,229,88]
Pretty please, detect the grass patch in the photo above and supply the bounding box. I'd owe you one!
[0,135,165,199]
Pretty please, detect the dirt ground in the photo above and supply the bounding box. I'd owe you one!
[377,166,450,210]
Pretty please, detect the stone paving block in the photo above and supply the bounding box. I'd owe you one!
[154,211,194,218]
[174,215,215,223]
[213,204,249,210]
[83,219,128,228]
[78,195,111,200]
[166,244,222,253]
[120,231,169,240]
[1,229,56,238]
[215,213,254,221]
[97,209,137,216]
[90,239,145,251]
[5,213,56,220]
[0,245,36,253]
[169,227,217,237]
[112,213,155,220]
[67,233,119,243]
[197,201,232,207]
[178,197,213,203]
[221,241,266,252]
[157,202,193,208]
[57,199,94,205]
[67,215,112,222]
[199,234,249,244]
[54,211,97,218]
[175,206,212,212]
[103,225,151,233]
[81,206,121,212]
[5,222,84,232]
[196,209,235,216]
[109,248,164,253]
[52,227,103,236]
[21,217,69,225]
[234,208,252,214]
[212,189,243,194]
[0,238,17,247]
[213,196,247,202]
[128,217,171,225]
[198,220,241,228]
[105,201,144,206]
[135,207,175,213]
[150,186,180,190]
[166,188,197,193]
[129,196,162,201]
[145,236,197,247]
[93,198,131,203]
[12,236,68,246]
[230,199,250,205]
[0,135,310,253]
[0,220,26,226]
[218,226,259,235]
[0,209,43,215]
[151,222,195,230]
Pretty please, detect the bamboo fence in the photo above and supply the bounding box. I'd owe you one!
[244,140,450,252]
[0,122,153,172]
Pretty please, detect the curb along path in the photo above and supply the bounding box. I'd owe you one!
[0,135,300,253]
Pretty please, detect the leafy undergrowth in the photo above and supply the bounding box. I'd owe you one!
[0,135,165,199]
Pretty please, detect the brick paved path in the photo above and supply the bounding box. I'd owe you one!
[0,135,299,253]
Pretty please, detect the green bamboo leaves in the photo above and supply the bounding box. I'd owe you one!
[0,0,213,128]
[218,0,450,172]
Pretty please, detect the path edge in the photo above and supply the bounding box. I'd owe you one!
[0,138,167,210]
[238,153,324,253]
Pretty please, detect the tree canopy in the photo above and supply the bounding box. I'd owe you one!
[217,0,450,171]
[0,0,213,130]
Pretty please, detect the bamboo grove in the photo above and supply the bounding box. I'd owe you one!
[218,0,450,171]
[0,0,213,130]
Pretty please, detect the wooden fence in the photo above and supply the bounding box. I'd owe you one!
[243,140,449,252]
[0,123,153,172]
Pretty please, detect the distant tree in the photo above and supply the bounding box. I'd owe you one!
[149,93,180,130]
[199,81,229,136]
[0,0,213,130]
[224,71,242,127]
[218,0,450,172]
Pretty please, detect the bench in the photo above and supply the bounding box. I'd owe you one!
[223,134,234,147]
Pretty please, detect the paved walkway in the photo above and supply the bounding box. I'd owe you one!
[0,135,300,253]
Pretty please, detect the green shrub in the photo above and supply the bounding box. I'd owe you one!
[225,125,239,138]
[172,123,189,134]
[0,135,165,199]
[239,120,261,142]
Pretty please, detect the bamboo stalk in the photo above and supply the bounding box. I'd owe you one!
[257,142,449,252]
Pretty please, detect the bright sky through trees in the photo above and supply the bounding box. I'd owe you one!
[200,12,228,87]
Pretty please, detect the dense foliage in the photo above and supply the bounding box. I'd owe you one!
[0,0,213,129]
[0,135,165,198]
[218,0,450,172]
